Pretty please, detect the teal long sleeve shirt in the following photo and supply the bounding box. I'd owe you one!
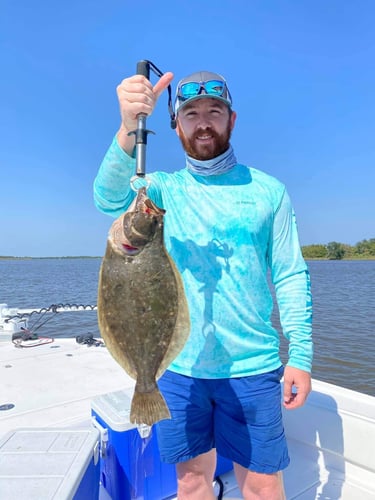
[94,137,313,378]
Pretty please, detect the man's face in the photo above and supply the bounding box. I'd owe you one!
[176,98,236,161]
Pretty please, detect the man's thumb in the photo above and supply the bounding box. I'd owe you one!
[153,72,174,100]
[283,378,293,403]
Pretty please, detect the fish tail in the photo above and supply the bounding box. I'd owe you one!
[130,388,171,426]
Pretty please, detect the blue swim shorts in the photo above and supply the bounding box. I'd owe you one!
[155,366,289,474]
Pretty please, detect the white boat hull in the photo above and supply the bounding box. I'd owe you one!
[1,337,374,499]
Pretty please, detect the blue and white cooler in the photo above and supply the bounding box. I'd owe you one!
[91,388,233,500]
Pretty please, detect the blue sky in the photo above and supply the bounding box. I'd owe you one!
[1,0,374,257]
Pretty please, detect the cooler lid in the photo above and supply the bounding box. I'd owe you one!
[91,388,138,432]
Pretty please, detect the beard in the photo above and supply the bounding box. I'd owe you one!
[178,122,232,161]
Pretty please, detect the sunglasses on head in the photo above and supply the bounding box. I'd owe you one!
[178,80,227,100]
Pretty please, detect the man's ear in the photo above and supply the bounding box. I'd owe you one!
[175,120,181,137]
[230,110,237,131]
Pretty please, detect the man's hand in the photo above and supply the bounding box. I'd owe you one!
[116,72,174,154]
[283,366,311,409]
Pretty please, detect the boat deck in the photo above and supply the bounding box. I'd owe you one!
[1,337,375,499]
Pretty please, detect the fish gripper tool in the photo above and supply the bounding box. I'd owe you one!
[128,59,175,192]
[128,60,155,181]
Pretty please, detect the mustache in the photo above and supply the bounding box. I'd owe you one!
[193,127,219,139]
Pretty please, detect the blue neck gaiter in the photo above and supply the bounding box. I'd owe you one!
[185,145,237,176]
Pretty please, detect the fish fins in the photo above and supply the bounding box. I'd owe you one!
[130,388,171,426]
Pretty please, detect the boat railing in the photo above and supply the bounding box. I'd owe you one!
[0,303,97,340]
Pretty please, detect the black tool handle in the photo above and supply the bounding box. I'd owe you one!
[136,60,150,79]
[134,60,152,177]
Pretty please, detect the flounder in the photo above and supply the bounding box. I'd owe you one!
[97,187,190,426]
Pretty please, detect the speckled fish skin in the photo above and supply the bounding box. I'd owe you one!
[97,187,190,426]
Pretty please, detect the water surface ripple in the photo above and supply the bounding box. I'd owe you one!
[1,258,374,396]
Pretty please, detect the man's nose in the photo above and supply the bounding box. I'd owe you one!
[197,114,212,128]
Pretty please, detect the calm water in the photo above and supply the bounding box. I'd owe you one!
[1,258,374,396]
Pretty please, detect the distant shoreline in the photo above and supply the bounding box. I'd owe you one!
[1,256,374,261]
[0,256,102,260]
[305,257,375,261]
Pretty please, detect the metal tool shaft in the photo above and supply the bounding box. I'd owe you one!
[134,60,153,177]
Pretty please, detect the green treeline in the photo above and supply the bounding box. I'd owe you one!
[1,239,375,261]
[302,238,375,260]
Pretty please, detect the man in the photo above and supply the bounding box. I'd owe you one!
[94,70,313,499]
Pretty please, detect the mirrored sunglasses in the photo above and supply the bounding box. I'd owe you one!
[178,80,227,100]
